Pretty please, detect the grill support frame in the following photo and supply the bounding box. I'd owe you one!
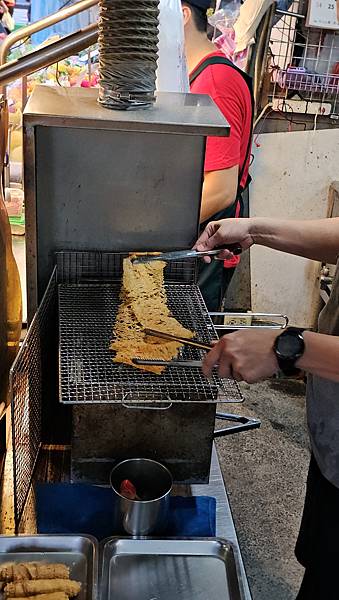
[58,281,242,405]
[10,251,246,517]
[71,402,217,484]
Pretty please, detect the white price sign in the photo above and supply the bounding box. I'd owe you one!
[306,0,339,29]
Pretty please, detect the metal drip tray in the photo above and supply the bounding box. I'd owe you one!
[58,283,243,404]
[100,538,242,600]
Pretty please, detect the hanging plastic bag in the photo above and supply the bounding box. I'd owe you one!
[209,0,241,33]
[156,0,189,93]
[208,0,247,69]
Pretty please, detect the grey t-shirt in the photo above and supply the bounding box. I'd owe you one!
[307,259,339,487]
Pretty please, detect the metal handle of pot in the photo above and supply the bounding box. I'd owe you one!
[122,403,173,410]
[214,412,261,437]
[209,312,289,330]
[122,393,172,410]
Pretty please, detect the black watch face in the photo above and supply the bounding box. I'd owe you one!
[277,333,303,358]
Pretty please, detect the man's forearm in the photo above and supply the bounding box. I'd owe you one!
[200,188,235,223]
[200,166,238,224]
[250,217,339,264]
[297,331,339,382]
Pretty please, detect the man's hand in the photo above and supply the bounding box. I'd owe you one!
[203,330,280,383]
[0,1,9,12]
[195,218,254,262]
[195,216,339,264]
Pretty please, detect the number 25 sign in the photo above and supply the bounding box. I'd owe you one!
[306,0,339,29]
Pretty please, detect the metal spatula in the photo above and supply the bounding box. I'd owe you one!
[143,328,212,351]
[132,244,242,264]
[132,328,213,367]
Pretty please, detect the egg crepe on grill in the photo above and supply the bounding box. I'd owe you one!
[110,255,194,374]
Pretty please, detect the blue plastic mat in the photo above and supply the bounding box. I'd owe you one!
[36,483,216,540]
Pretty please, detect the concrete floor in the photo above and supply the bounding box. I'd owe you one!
[216,378,310,600]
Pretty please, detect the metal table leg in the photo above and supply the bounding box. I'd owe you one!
[175,444,252,600]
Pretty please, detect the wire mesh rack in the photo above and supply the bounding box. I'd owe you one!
[58,282,242,404]
[268,0,339,117]
[55,250,197,285]
[9,251,243,529]
[9,268,57,531]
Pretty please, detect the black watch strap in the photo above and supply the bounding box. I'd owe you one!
[273,327,306,377]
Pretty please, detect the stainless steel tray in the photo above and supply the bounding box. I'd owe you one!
[100,537,242,600]
[0,535,98,600]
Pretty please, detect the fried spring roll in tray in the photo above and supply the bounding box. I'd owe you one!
[0,564,70,583]
[12,594,68,600]
[4,579,81,598]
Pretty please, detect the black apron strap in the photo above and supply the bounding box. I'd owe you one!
[190,55,253,88]
[190,56,255,200]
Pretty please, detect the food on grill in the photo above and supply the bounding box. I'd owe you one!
[4,579,81,598]
[110,255,194,374]
[0,564,69,583]
[11,594,68,600]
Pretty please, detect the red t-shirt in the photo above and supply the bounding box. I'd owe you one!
[190,52,252,190]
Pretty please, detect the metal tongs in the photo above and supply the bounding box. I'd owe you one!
[131,244,242,265]
[133,328,212,368]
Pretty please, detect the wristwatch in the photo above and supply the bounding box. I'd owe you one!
[273,327,306,376]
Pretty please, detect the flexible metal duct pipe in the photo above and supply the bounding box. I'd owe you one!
[98,0,159,110]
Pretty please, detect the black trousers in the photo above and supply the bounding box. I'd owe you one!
[295,454,339,599]
[198,258,235,313]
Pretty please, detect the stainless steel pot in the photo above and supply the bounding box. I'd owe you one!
[110,458,173,536]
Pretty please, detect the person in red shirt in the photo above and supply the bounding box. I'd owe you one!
[182,0,253,312]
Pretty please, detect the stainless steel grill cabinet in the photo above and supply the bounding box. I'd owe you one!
[11,86,259,525]
[23,86,230,321]
[54,251,250,485]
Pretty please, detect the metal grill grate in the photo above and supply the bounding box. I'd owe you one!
[56,251,197,285]
[59,283,242,404]
[269,0,339,116]
[10,269,57,531]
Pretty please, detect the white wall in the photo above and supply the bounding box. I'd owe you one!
[250,127,339,327]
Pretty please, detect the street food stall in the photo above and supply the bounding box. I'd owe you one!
[0,81,262,599]
[0,1,268,599]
